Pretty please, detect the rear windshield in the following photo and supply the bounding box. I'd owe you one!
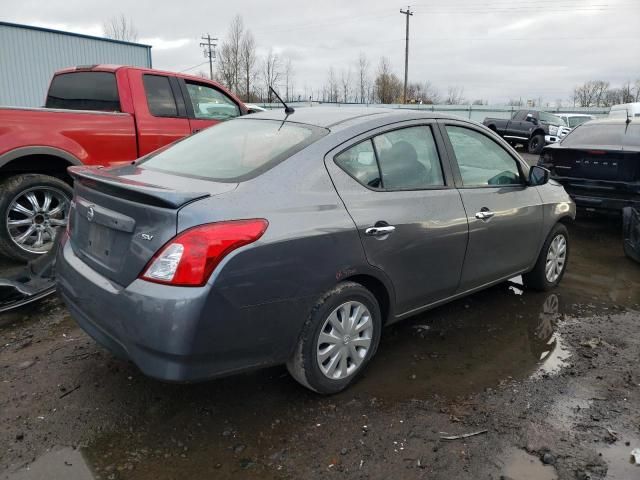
[560,124,626,147]
[46,72,120,111]
[141,119,328,181]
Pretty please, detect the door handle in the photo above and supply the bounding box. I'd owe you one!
[475,210,495,220]
[192,128,202,134]
[365,225,396,236]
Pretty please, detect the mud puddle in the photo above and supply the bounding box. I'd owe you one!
[500,448,558,479]
[599,432,640,479]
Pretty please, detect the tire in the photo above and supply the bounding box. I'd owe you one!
[0,174,72,262]
[287,281,382,394]
[523,223,570,291]
[528,133,545,154]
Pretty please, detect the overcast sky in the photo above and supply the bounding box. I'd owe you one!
[4,0,640,104]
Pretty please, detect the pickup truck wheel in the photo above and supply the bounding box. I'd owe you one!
[528,134,545,154]
[0,174,72,262]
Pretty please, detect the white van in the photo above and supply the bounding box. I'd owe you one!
[609,102,640,118]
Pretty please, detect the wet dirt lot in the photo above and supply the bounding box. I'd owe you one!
[1,213,639,480]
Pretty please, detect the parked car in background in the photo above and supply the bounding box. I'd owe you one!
[245,103,267,113]
[483,110,571,154]
[539,117,639,212]
[0,65,247,261]
[557,113,595,128]
[609,102,640,119]
[57,108,575,394]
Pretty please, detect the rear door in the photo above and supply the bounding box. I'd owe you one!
[179,79,242,134]
[439,120,543,291]
[325,121,468,315]
[505,110,527,140]
[128,70,191,156]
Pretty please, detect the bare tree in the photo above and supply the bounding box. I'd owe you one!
[445,86,465,105]
[284,57,294,102]
[620,82,635,103]
[635,80,640,102]
[324,67,339,103]
[357,53,369,104]
[572,80,609,107]
[262,49,281,103]
[406,81,440,104]
[217,15,244,94]
[102,14,138,42]
[374,57,402,104]
[340,69,351,103]
[240,31,257,101]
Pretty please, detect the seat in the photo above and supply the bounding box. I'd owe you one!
[380,141,428,189]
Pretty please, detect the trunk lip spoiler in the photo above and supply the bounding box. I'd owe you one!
[68,166,211,209]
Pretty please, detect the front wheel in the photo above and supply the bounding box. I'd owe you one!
[528,134,545,154]
[287,281,382,394]
[0,174,72,262]
[523,223,570,291]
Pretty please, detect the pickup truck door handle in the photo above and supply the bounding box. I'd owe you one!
[475,210,495,221]
[365,225,396,237]
[192,128,202,134]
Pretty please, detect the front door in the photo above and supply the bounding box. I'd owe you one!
[439,121,543,291]
[325,123,469,315]
[180,79,242,134]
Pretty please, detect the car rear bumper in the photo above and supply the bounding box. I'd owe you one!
[56,238,311,382]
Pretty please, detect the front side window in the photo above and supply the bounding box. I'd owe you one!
[446,126,522,187]
[185,82,240,121]
[539,111,567,126]
[143,75,178,117]
[46,72,120,111]
[141,119,326,182]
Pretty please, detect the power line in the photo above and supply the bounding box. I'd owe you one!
[400,6,414,104]
[179,61,209,73]
[200,34,218,80]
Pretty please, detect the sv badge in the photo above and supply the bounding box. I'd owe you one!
[140,233,154,241]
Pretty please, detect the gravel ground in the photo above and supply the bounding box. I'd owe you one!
[1,203,639,478]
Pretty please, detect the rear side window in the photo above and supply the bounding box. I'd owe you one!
[335,140,381,188]
[143,75,178,117]
[141,119,327,181]
[46,72,120,111]
[335,126,444,191]
[561,124,625,147]
[512,111,526,121]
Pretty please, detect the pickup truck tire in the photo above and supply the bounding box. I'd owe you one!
[0,174,72,262]
[523,223,569,291]
[528,134,545,154]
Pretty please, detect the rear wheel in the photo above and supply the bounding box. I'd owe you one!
[528,134,545,154]
[0,174,72,262]
[523,223,569,291]
[287,281,382,394]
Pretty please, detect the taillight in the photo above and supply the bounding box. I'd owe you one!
[140,219,268,287]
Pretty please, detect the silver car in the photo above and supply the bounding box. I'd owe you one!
[56,108,575,394]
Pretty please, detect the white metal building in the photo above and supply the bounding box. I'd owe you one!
[0,21,152,107]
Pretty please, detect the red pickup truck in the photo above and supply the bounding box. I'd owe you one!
[0,65,247,261]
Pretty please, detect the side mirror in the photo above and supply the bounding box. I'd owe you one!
[529,165,550,186]
[526,114,538,125]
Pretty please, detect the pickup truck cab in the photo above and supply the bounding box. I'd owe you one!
[483,110,571,155]
[0,65,247,261]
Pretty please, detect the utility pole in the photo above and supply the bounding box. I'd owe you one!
[200,34,218,80]
[400,6,413,104]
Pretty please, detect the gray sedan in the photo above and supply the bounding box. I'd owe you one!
[56,108,575,394]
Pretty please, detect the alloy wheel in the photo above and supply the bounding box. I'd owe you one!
[545,234,567,283]
[6,187,70,254]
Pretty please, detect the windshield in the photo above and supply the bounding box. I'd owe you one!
[560,124,625,147]
[539,111,567,126]
[141,119,328,181]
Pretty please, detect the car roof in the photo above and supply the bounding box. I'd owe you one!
[573,117,634,125]
[238,107,461,130]
[561,113,594,117]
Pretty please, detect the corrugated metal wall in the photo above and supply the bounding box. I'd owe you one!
[0,22,151,107]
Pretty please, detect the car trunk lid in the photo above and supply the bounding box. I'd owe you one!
[543,147,636,182]
[68,165,237,286]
